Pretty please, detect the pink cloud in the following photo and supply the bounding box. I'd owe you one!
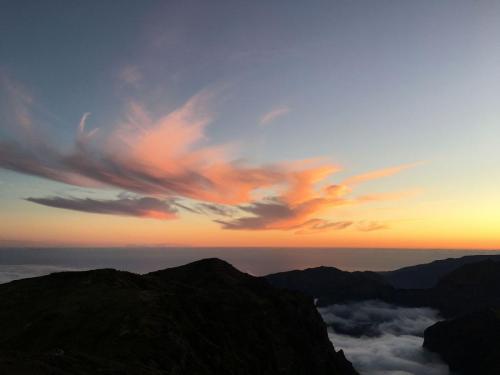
[217,162,418,232]
[0,84,419,230]
[0,72,34,132]
[341,162,423,186]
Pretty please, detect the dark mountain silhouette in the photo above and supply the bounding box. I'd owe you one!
[267,257,500,317]
[266,266,394,307]
[420,261,500,374]
[0,258,357,375]
[388,259,500,317]
[382,254,500,289]
[423,259,500,316]
[424,308,500,375]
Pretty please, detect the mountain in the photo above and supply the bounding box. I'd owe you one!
[425,259,500,316]
[393,256,500,375]
[0,258,357,375]
[424,308,500,375]
[267,258,500,318]
[382,254,500,289]
[266,266,394,306]
[389,259,500,317]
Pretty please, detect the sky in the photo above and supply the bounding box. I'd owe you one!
[0,0,499,249]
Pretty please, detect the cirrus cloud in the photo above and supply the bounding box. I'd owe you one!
[0,80,420,231]
[26,196,178,220]
[259,105,290,125]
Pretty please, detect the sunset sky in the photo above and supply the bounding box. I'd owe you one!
[1,0,499,249]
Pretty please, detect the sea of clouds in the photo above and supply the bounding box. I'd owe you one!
[319,300,450,375]
[0,265,84,284]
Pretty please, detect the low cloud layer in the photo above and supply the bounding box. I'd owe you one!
[0,265,84,284]
[319,300,449,375]
[320,300,440,337]
[0,79,418,230]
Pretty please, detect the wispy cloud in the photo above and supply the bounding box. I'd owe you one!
[292,219,353,235]
[0,72,34,131]
[0,79,419,231]
[0,90,288,203]
[342,162,422,186]
[356,221,389,232]
[216,163,416,232]
[259,105,290,125]
[190,203,237,217]
[119,65,143,87]
[27,196,178,220]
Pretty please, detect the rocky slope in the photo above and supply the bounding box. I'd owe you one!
[0,258,357,375]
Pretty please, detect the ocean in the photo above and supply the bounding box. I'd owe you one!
[0,247,498,283]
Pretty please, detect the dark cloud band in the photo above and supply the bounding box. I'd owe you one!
[27,196,178,220]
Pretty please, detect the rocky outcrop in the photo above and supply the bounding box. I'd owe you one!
[0,258,357,375]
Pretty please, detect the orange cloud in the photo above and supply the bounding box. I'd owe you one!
[356,221,389,232]
[342,162,423,186]
[216,162,417,232]
[292,219,353,235]
[1,91,289,204]
[0,86,419,232]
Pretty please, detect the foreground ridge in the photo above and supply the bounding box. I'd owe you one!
[0,258,357,375]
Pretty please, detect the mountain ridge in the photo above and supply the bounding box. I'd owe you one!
[381,254,500,289]
[0,258,357,375]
